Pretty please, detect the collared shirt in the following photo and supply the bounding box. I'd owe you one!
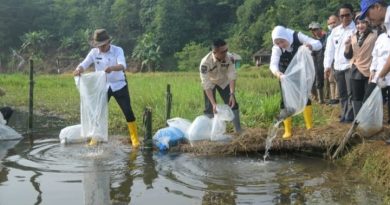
[269,32,322,75]
[78,44,127,92]
[384,6,390,35]
[370,33,390,85]
[199,52,237,90]
[324,22,356,71]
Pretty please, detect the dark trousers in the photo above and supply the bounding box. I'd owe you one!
[108,84,135,122]
[334,69,354,121]
[203,85,239,116]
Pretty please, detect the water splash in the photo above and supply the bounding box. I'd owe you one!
[263,120,282,162]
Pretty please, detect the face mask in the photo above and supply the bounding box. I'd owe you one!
[328,25,333,30]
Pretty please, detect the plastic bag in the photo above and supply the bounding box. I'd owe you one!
[167,117,192,139]
[355,86,383,137]
[280,46,315,117]
[75,71,108,142]
[210,104,233,141]
[0,124,22,140]
[59,124,85,144]
[153,127,185,151]
[187,115,212,141]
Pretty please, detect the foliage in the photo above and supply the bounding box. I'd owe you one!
[174,42,209,72]
[132,33,162,72]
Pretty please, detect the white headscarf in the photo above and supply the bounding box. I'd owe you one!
[271,25,294,48]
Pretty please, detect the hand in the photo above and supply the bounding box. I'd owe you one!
[324,69,331,79]
[105,66,112,73]
[73,68,83,76]
[305,44,313,50]
[345,36,351,46]
[212,103,217,114]
[228,94,236,108]
[275,71,284,80]
[369,71,375,82]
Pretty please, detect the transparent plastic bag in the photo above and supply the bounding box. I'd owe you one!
[167,117,192,139]
[75,71,108,142]
[210,114,232,141]
[153,127,185,151]
[0,123,22,140]
[280,46,315,117]
[59,124,85,144]
[355,86,383,137]
[215,104,234,121]
[188,115,212,141]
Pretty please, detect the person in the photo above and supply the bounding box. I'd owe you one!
[73,29,140,148]
[199,39,241,133]
[344,13,377,116]
[324,4,356,123]
[270,25,322,140]
[309,22,327,104]
[360,0,390,123]
[326,15,341,105]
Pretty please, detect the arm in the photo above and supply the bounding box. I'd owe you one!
[269,46,284,79]
[323,30,335,78]
[74,50,94,76]
[344,44,353,59]
[297,32,322,51]
[378,55,390,78]
[105,47,126,73]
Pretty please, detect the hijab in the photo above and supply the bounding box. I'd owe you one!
[272,25,295,51]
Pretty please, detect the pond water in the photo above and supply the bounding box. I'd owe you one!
[0,111,385,205]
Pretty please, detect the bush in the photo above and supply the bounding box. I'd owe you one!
[174,42,209,71]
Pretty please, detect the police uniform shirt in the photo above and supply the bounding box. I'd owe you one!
[78,44,127,92]
[199,52,237,90]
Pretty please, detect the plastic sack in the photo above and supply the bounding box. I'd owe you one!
[215,104,234,121]
[280,46,315,117]
[167,117,192,139]
[75,71,108,142]
[59,124,86,144]
[209,104,233,141]
[0,123,22,140]
[153,127,185,151]
[188,115,212,141]
[355,86,383,137]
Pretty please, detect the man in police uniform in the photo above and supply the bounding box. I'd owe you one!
[199,39,241,133]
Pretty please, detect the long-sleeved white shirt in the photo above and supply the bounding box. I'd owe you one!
[323,22,356,71]
[385,6,390,36]
[370,33,390,85]
[78,44,127,92]
[269,32,322,75]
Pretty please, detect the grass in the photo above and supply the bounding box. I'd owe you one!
[0,67,328,135]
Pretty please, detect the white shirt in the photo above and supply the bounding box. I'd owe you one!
[78,45,127,92]
[269,32,322,75]
[385,6,390,36]
[323,22,356,71]
[370,33,390,85]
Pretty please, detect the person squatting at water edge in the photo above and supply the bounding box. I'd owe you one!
[0,88,14,125]
[199,39,242,133]
[270,25,322,140]
[324,3,356,123]
[344,12,377,117]
[73,29,140,148]
[358,0,390,124]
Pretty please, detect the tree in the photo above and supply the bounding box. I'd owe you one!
[132,33,161,72]
[174,42,209,71]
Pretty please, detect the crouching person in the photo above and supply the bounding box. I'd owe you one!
[199,39,241,133]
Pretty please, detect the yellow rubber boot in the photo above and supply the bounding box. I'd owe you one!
[282,117,293,140]
[88,138,98,146]
[303,105,313,130]
[128,122,140,148]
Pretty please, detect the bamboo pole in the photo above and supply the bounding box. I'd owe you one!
[143,107,153,149]
[165,84,172,125]
[28,59,34,135]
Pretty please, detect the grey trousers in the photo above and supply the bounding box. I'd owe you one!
[334,69,354,121]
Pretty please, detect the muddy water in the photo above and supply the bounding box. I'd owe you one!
[0,111,385,204]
